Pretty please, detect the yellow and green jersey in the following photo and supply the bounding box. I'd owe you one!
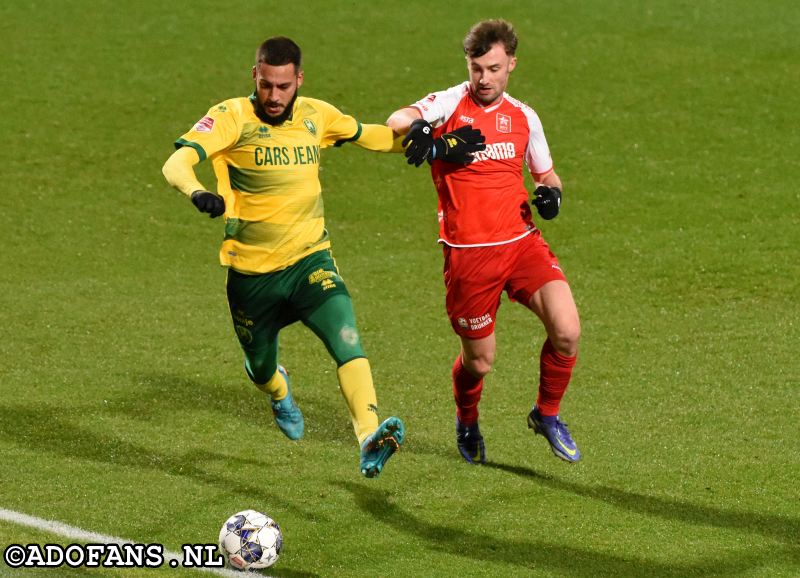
[175,95,372,274]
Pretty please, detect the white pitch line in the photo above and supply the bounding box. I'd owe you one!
[0,508,272,577]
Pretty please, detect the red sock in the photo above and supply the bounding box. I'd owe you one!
[536,339,577,416]
[452,354,483,426]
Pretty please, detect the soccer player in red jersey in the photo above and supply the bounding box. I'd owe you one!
[387,19,582,463]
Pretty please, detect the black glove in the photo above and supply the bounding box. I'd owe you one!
[532,185,561,220]
[191,190,225,218]
[432,125,486,164]
[403,120,487,166]
[402,119,435,166]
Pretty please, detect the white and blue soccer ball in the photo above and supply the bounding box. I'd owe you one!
[218,509,283,570]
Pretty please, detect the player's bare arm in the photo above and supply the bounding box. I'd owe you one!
[386,107,422,134]
[536,169,563,191]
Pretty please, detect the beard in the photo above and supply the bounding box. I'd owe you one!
[253,89,298,126]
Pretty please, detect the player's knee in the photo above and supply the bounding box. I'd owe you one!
[463,353,494,378]
[329,326,366,366]
[550,323,581,357]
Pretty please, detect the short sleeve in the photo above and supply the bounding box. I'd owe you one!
[521,107,554,177]
[409,82,470,127]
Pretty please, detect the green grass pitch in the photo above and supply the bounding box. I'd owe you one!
[1,1,798,576]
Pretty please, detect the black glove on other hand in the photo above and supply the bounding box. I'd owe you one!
[532,185,561,220]
[432,125,486,164]
[191,190,225,218]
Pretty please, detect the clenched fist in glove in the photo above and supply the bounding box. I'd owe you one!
[191,190,225,218]
[532,185,561,220]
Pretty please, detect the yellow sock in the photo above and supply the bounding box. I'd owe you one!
[337,358,380,445]
[253,368,288,401]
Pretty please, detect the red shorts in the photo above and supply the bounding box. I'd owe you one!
[442,232,567,339]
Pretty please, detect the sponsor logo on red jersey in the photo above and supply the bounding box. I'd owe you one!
[496,113,511,133]
[459,115,475,124]
[194,116,215,132]
[473,142,516,162]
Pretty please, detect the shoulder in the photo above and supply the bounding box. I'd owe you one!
[503,94,538,118]
[413,82,470,118]
[502,94,544,129]
[294,98,349,133]
[429,81,470,104]
[296,96,340,115]
[206,97,253,122]
[212,97,248,113]
[446,81,471,98]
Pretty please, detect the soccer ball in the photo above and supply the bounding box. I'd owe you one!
[218,509,283,570]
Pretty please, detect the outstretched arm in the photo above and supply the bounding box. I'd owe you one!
[351,124,405,153]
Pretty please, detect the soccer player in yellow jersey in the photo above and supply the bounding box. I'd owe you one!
[161,37,408,478]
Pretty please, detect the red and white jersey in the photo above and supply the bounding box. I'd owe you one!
[411,81,554,247]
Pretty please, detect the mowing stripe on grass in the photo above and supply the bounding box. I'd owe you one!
[0,508,266,577]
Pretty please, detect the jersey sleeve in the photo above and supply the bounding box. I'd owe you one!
[352,124,404,152]
[162,146,205,196]
[409,82,469,128]
[310,99,363,148]
[521,106,554,177]
[175,100,241,161]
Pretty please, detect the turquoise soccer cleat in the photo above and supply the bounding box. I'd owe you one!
[359,416,405,478]
[270,366,304,440]
[527,406,581,462]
